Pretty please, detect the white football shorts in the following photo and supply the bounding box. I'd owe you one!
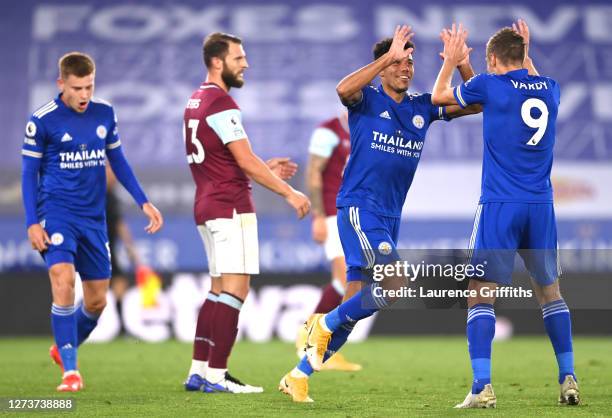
[197,210,259,277]
[324,215,344,261]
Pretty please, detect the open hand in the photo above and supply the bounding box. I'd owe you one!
[143,202,163,234]
[512,19,530,56]
[439,26,471,66]
[440,23,471,67]
[388,25,415,62]
[267,157,298,180]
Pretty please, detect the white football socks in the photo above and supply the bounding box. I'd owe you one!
[206,367,227,384]
[188,360,207,378]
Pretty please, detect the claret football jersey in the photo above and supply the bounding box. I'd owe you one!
[183,82,255,224]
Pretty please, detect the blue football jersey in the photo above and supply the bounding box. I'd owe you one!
[336,85,448,217]
[454,69,560,203]
[22,94,120,228]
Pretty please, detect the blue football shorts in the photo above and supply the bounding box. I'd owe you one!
[337,206,401,282]
[468,202,560,285]
[41,217,111,280]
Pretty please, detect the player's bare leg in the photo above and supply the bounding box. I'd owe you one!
[531,279,579,405]
[204,274,263,393]
[49,263,76,309]
[455,279,497,408]
[81,279,109,316]
[49,263,83,392]
[186,276,222,391]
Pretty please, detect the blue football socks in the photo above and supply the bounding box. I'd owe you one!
[466,303,495,394]
[324,283,386,332]
[75,303,100,346]
[296,323,356,377]
[51,304,78,372]
[542,299,575,383]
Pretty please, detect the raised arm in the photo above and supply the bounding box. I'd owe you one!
[513,19,538,76]
[336,25,414,106]
[432,24,476,109]
[437,26,481,117]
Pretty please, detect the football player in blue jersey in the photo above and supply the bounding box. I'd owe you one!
[431,21,579,407]
[21,52,163,392]
[279,25,481,402]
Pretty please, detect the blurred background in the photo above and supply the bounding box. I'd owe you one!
[0,0,610,341]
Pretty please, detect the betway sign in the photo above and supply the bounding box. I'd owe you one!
[81,273,375,344]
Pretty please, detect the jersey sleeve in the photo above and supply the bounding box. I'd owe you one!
[308,127,340,158]
[205,95,247,145]
[21,117,47,159]
[454,73,488,108]
[347,85,377,112]
[21,116,46,227]
[106,107,121,150]
[418,93,451,123]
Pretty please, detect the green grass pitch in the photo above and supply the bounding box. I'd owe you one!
[1,337,610,417]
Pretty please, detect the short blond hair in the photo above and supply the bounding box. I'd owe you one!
[58,52,95,79]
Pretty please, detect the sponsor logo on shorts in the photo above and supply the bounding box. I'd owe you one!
[51,233,64,246]
[378,241,392,255]
[412,114,425,129]
[96,125,107,139]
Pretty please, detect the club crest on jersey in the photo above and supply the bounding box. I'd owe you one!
[25,121,37,137]
[378,241,392,255]
[412,115,425,129]
[51,233,64,246]
[96,125,107,139]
